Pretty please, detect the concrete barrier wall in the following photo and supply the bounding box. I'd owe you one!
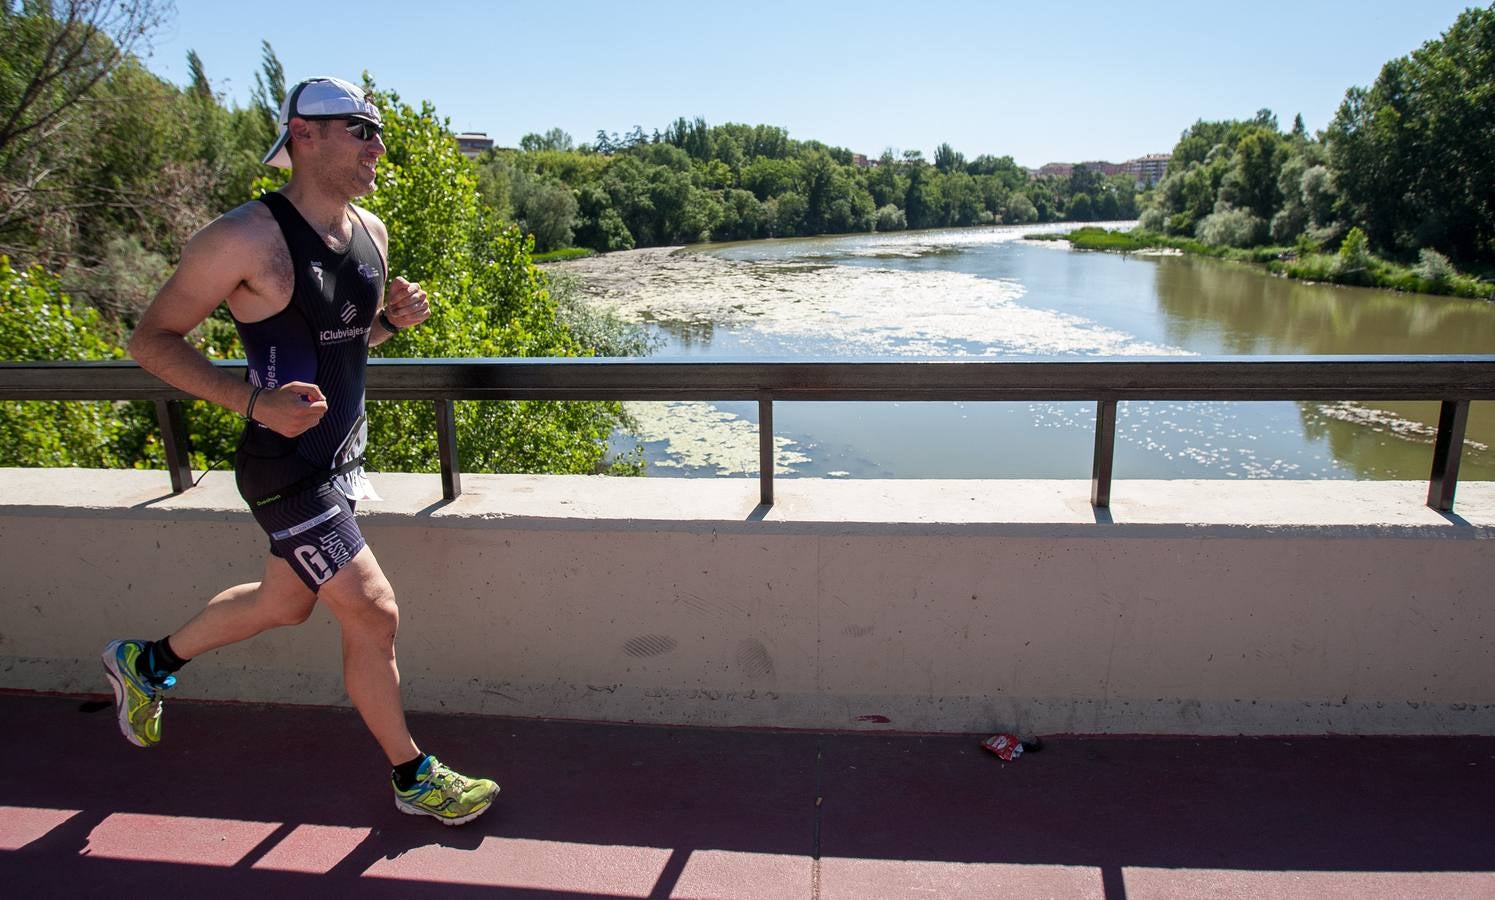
[3,468,1493,735]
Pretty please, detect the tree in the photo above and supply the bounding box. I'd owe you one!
[519,127,574,152]
[0,0,172,259]
[1327,6,1495,262]
[0,256,126,466]
[904,161,933,229]
[0,0,171,162]
[933,142,965,173]
[357,84,628,474]
[249,39,284,131]
[1066,164,1104,200]
[1222,127,1284,220]
[1067,192,1094,222]
[741,156,799,201]
[518,180,579,251]
[1004,191,1037,224]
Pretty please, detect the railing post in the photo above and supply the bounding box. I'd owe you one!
[1427,399,1468,512]
[435,399,462,500]
[1091,399,1117,508]
[758,395,774,506]
[154,399,192,494]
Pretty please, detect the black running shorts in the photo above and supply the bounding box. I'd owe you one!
[236,429,368,591]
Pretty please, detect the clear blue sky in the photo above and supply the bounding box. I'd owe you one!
[146,0,1481,168]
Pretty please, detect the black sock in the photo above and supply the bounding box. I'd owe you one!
[136,636,188,684]
[392,753,430,791]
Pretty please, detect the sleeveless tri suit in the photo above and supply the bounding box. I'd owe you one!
[233,191,386,590]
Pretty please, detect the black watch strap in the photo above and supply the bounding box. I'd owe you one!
[378,310,402,333]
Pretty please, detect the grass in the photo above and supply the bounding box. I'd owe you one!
[533,247,597,263]
[1036,227,1495,300]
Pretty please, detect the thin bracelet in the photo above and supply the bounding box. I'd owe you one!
[378,310,402,333]
[245,385,264,423]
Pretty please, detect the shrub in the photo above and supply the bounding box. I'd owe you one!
[1137,206,1166,232]
[875,204,906,232]
[0,257,127,467]
[1196,206,1268,248]
[1332,226,1372,282]
[1415,248,1456,283]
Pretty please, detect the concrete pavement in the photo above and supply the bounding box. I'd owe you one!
[2,691,1492,898]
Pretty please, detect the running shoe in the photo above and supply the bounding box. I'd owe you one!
[101,639,174,748]
[393,756,499,825]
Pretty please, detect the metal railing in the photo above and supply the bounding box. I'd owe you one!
[3,356,1493,512]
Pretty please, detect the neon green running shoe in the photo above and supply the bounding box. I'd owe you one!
[393,756,499,826]
[101,639,174,748]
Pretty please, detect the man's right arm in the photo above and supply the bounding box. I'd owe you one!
[129,218,262,416]
[129,217,327,437]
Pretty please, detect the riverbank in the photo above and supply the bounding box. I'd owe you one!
[1033,227,1495,300]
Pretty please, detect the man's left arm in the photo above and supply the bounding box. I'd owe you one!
[372,275,429,346]
[357,207,430,347]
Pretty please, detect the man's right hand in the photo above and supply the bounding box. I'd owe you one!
[254,381,329,437]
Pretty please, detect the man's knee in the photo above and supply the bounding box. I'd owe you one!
[323,563,400,636]
[269,594,317,627]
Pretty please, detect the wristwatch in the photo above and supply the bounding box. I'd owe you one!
[378,310,402,333]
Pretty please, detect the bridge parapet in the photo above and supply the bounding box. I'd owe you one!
[4,467,1492,735]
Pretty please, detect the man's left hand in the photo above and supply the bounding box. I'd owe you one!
[384,276,430,330]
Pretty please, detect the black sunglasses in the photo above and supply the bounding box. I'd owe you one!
[343,118,383,141]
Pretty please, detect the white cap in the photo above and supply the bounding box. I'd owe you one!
[262,76,382,169]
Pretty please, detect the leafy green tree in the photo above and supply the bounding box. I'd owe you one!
[1,1,172,264]
[601,155,659,245]
[1066,164,1104,200]
[741,156,799,201]
[865,152,905,207]
[1004,191,1037,224]
[519,127,575,152]
[1067,192,1094,222]
[940,171,983,226]
[358,85,627,474]
[771,191,807,236]
[1196,205,1267,247]
[875,203,906,231]
[574,183,634,250]
[1332,225,1372,282]
[1327,6,1495,262]
[713,188,767,241]
[1222,127,1284,220]
[0,257,126,466]
[904,161,934,229]
[249,39,285,124]
[933,142,965,173]
[1094,188,1120,220]
[514,176,579,251]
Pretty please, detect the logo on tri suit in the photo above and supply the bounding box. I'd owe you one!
[293,545,334,585]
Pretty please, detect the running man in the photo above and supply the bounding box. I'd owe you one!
[102,76,497,826]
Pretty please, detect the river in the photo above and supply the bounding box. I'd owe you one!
[547,222,1495,481]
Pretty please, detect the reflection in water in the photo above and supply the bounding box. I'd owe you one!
[1152,256,1495,471]
[1298,400,1495,482]
[648,318,717,348]
[1152,255,1495,355]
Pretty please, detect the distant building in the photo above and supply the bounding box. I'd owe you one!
[1123,153,1171,186]
[1079,160,1126,177]
[455,132,494,158]
[1033,154,1171,187]
[852,153,872,168]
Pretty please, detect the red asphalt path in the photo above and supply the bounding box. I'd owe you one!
[2,692,1492,898]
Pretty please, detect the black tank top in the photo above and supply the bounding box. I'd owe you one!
[234,191,385,491]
